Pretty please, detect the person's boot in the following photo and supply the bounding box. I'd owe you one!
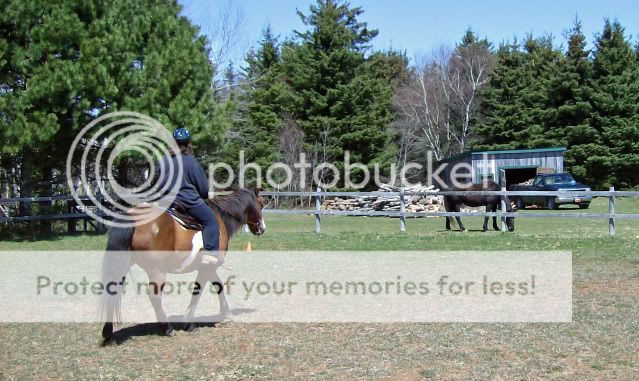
[201,250,221,266]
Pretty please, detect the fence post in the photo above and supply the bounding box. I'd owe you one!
[399,187,406,233]
[500,185,507,232]
[315,186,321,234]
[609,186,616,236]
[67,200,76,234]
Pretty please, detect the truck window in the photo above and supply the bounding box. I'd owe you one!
[533,176,543,187]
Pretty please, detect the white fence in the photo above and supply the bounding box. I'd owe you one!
[260,188,639,236]
[2,189,638,236]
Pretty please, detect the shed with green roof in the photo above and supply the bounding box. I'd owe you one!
[439,147,566,188]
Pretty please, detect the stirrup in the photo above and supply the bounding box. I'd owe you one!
[202,252,220,265]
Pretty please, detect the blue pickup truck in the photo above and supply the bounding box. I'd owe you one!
[510,173,592,210]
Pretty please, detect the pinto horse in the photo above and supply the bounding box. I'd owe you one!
[444,180,515,232]
[100,187,265,345]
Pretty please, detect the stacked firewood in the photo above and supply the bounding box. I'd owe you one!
[321,183,444,215]
[518,178,534,186]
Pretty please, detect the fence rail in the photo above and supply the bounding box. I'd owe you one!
[260,187,639,236]
[1,189,638,236]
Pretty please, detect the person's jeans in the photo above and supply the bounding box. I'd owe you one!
[187,203,220,252]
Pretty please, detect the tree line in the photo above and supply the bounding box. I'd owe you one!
[1,0,638,217]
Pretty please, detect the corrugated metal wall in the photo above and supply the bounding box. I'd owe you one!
[471,152,564,183]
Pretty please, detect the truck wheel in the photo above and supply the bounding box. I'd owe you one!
[515,197,525,210]
[579,203,589,209]
[547,197,557,210]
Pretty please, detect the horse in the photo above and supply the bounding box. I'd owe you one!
[100,187,265,346]
[444,180,515,232]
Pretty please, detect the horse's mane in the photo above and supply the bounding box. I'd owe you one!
[208,189,256,236]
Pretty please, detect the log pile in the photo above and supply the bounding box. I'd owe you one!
[518,178,534,186]
[321,183,444,215]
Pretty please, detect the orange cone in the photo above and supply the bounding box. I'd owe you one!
[246,241,252,252]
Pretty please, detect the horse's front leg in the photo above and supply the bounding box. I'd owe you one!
[183,266,214,332]
[212,268,234,322]
[483,215,489,232]
[147,270,174,337]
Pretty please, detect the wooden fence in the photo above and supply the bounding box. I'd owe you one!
[259,187,639,236]
[1,188,638,236]
[0,195,107,233]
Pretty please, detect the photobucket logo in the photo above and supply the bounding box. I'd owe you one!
[209,150,474,190]
[66,112,183,228]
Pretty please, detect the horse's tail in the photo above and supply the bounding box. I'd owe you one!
[100,224,134,323]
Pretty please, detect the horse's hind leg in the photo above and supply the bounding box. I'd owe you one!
[492,204,500,231]
[444,198,452,230]
[445,198,464,231]
[452,203,465,232]
[147,270,174,337]
[483,204,492,232]
[455,215,466,232]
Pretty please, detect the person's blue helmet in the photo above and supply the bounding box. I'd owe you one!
[173,127,191,143]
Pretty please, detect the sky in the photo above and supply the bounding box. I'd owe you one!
[178,0,639,66]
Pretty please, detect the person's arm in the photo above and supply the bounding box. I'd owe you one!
[187,156,209,199]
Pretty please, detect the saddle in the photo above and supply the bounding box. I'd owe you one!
[166,202,203,231]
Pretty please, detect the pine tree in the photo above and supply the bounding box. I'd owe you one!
[476,36,561,150]
[242,27,292,170]
[282,0,396,186]
[549,20,596,183]
[0,0,225,220]
[587,20,639,188]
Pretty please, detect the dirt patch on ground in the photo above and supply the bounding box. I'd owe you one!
[1,258,637,380]
[1,319,638,380]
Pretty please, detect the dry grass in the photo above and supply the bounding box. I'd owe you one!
[1,197,638,380]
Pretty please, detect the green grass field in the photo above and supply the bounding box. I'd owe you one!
[1,197,638,380]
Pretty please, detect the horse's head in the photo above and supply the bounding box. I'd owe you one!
[244,186,266,236]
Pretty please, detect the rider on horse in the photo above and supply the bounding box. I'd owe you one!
[157,127,220,264]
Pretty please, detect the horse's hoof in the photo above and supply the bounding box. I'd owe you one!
[162,327,175,337]
[185,322,196,332]
[101,338,116,347]
[216,315,234,326]
[482,229,488,232]
[159,323,175,337]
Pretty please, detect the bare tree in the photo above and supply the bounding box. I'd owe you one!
[447,42,494,152]
[393,46,455,163]
[180,0,247,81]
[393,40,493,170]
[277,115,305,191]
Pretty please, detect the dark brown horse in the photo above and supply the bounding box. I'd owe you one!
[100,187,265,345]
[444,180,515,232]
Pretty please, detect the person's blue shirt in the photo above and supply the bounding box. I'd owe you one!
[156,153,209,207]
